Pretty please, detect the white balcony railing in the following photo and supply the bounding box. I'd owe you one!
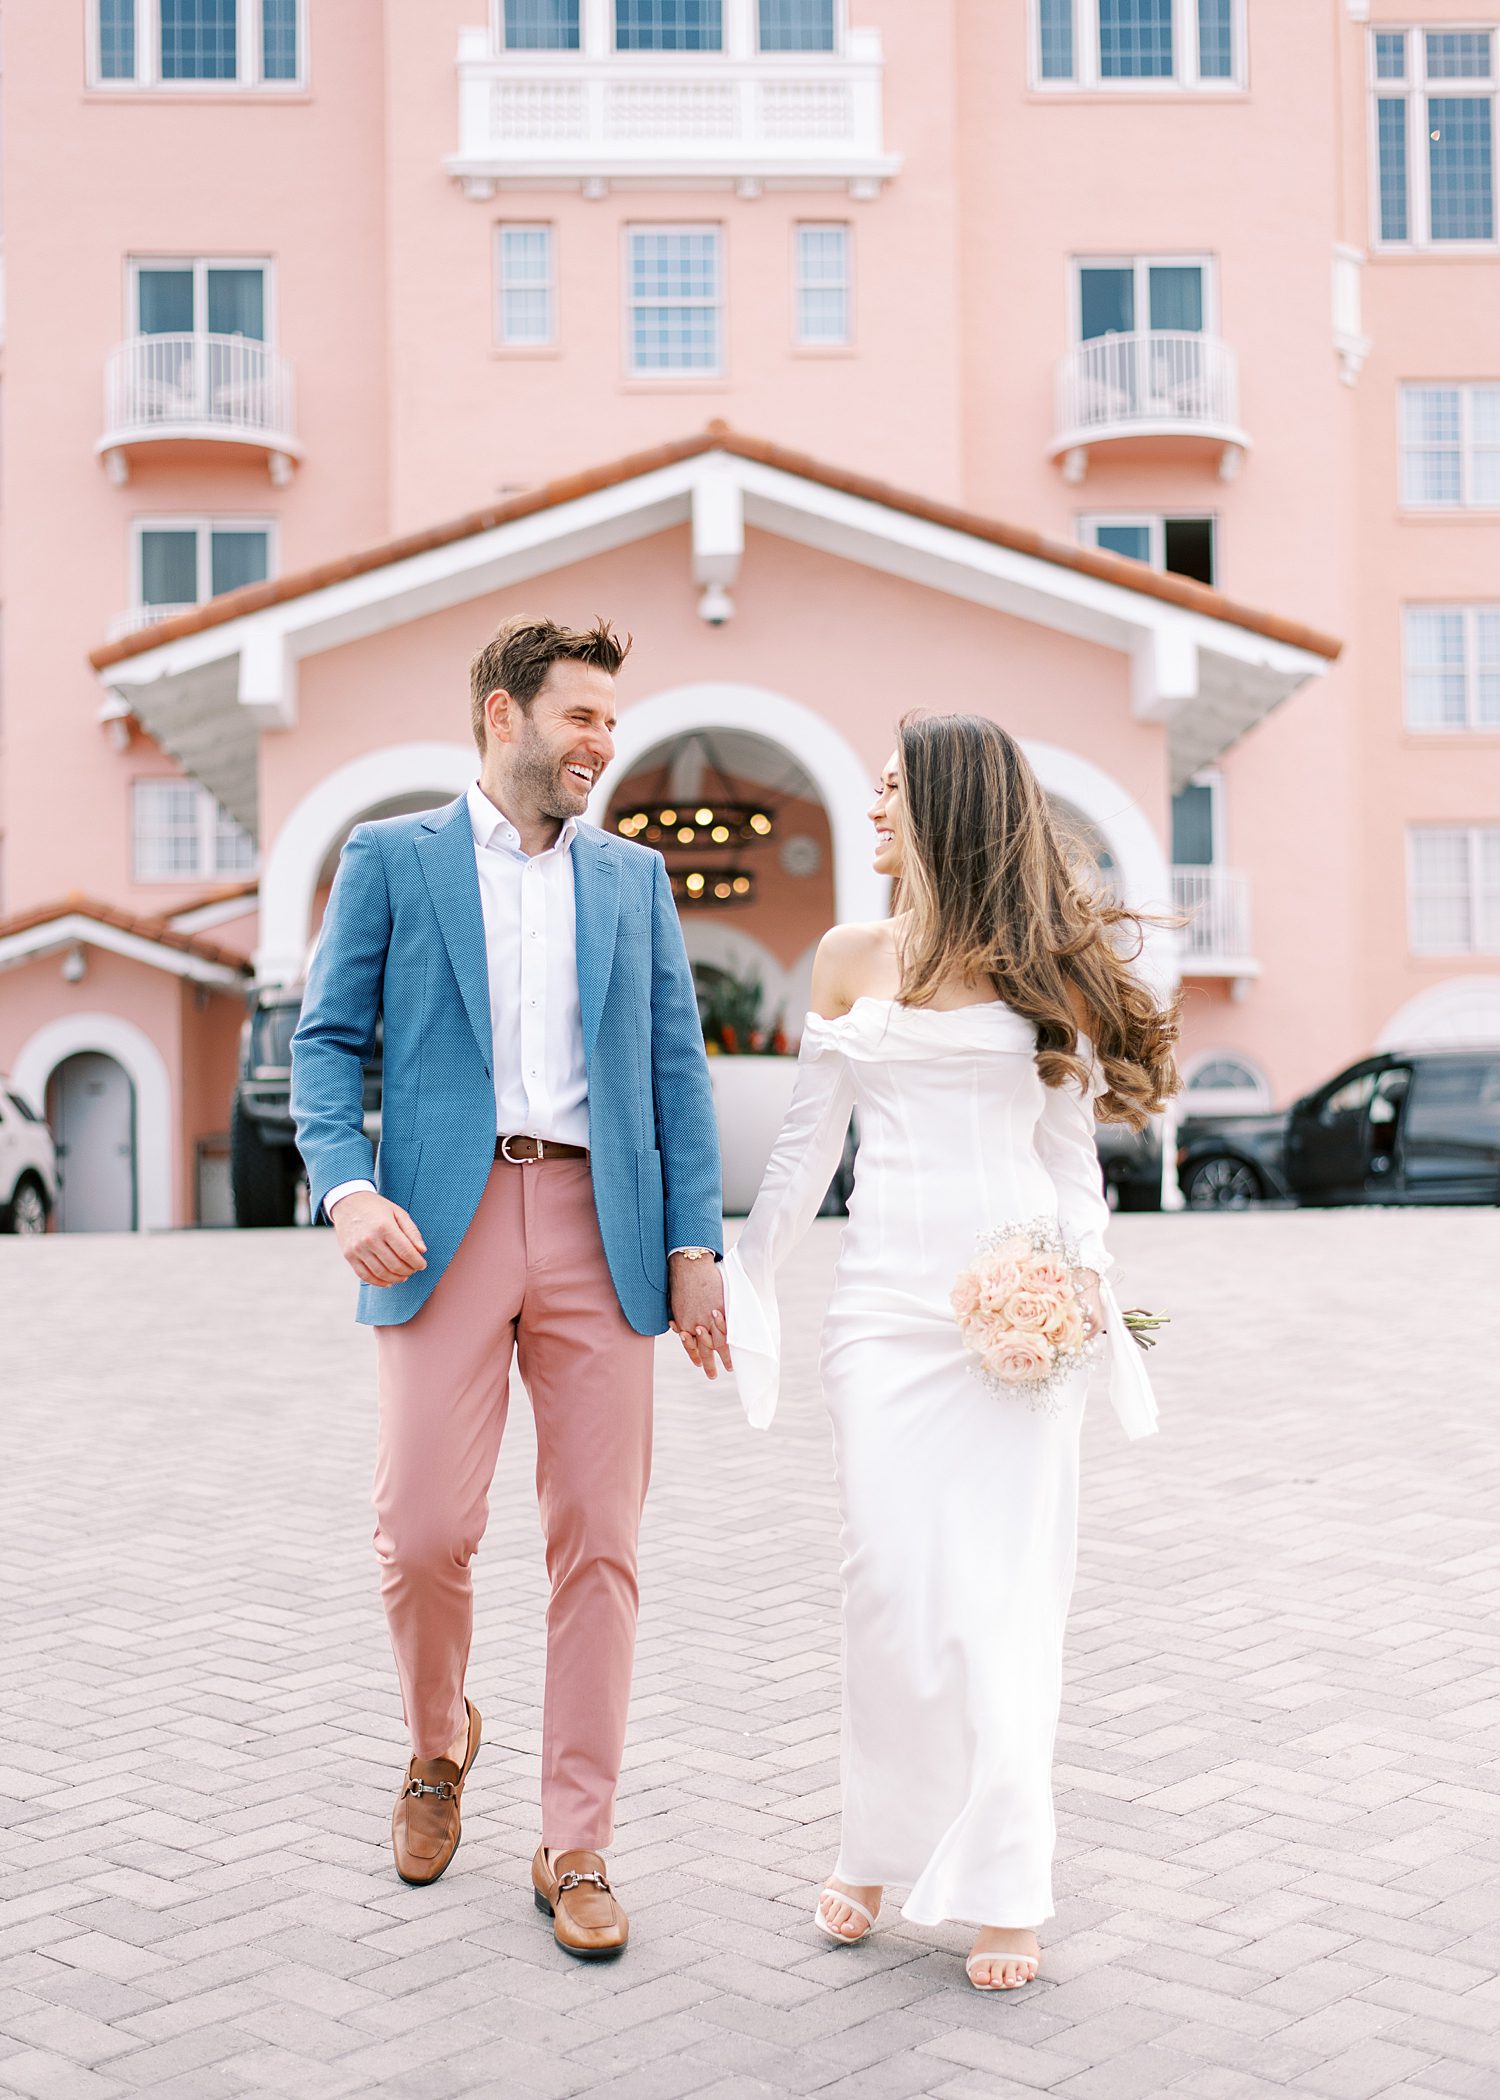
[1172,866,1257,980]
[98,334,300,486]
[1051,331,1248,484]
[106,603,196,642]
[447,24,900,197]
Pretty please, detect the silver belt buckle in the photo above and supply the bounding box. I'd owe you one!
[500,1133,541,1164]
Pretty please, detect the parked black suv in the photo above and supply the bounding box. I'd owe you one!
[1178,1049,1500,1209]
[230,989,382,1227]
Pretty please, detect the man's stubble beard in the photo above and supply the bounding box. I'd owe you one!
[510,715,583,822]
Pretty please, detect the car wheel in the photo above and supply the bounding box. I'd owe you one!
[230,1092,301,1228]
[1184,1155,1263,1210]
[2,1175,50,1236]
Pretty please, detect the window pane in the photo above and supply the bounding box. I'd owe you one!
[1148,264,1204,331]
[1376,97,1409,241]
[1095,522,1153,564]
[1162,515,1215,584]
[505,0,580,47]
[160,0,239,80]
[137,267,196,334]
[499,226,554,343]
[1405,608,1468,726]
[206,268,266,339]
[262,0,297,78]
[1171,782,1215,865]
[1196,0,1232,79]
[209,530,269,596]
[140,530,199,606]
[1403,385,1460,444]
[1373,31,1405,80]
[99,0,137,77]
[615,0,723,51]
[1038,0,1074,77]
[1189,1058,1261,1093]
[759,0,834,52]
[1428,97,1494,242]
[628,230,721,370]
[1098,0,1173,79]
[134,782,205,880]
[1470,386,1500,442]
[1425,31,1492,80]
[796,224,849,342]
[1079,266,1134,338]
[214,803,258,874]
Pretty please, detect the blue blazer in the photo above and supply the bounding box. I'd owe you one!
[290,795,723,1333]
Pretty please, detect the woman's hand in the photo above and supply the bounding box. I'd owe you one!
[1073,1268,1104,1343]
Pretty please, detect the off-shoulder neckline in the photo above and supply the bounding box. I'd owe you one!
[821,994,1008,1022]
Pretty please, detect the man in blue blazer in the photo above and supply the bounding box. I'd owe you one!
[292,616,727,1958]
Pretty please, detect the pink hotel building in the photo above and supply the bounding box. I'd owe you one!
[1,0,1498,1229]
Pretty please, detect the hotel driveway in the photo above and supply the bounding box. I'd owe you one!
[2,1210,1498,2100]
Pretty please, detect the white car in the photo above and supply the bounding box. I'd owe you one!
[0,1081,57,1234]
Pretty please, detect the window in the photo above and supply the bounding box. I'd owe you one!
[133,781,257,882]
[626,227,722,374]
[1171,775,1220,867]
[1372,29,1496,248]
[1034,0,1242,88]
[760,0,835,51]
[615,1,723,51]
[1404,607,1500,730]
[503,0,580,47]
[1409,824,1500,952]
[90,0,303,86]
[496,226,555,347]
[134,519,272,620]
[794,224,850,345]
[1077,257,1208,339]
[1082,513,1215,583]
[1400,385,1500,508]
[1185,1055,1267,1100]
[132,259,269,342]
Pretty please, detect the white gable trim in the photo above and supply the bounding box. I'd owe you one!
[0,913,247,988]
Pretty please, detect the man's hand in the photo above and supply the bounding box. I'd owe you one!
[669,1252,731,1380]
[330,1190,428,1287]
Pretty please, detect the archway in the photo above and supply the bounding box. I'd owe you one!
[13,1013,173,1232]
[1378,976,1500,1051]
[257,742,474,982]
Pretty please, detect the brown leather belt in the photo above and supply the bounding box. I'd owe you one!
[494,1134,589,1164]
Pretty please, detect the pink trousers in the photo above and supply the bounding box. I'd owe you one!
[372,1158,654,1850]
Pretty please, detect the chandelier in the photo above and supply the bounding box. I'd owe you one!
[615,802,773,849]
[669,867,756,908]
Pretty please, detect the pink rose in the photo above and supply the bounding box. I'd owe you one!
[951,1268,984,1322]
[1024,1258,1072,1298]
[982,1332,1055,1384]
[1043,1298,1085,1351]
[978,1266,1024,1315]
[1003,1288,1057,1332]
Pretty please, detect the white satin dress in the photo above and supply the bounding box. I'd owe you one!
[722,997,1158,1929]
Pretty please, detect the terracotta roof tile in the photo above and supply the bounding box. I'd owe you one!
[89,425,1343,672]
[0,894,253,974]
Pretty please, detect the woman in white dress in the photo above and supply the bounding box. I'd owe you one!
[694,714,1177,1992]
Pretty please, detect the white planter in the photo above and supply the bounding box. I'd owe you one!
[708,1054,799,1215]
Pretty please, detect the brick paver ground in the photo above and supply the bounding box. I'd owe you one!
[3,1209,1499,2100]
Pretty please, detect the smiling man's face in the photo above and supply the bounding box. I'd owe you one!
[486,658,618,825]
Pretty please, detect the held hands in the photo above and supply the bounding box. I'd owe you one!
[330,1190,428,1287]
[669,1251,732,1380]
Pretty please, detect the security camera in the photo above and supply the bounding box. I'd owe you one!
[697,584,734,626]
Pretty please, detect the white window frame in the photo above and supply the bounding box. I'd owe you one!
[623,223,725,379]
[132,779,259,884]
[1030,0,1247,92]
[1180,1049,1272,1111]
[1368,26,1497,253]
[792,221,852,346]
[495,223,557,348]
[490,0,848,57]
[1070,253,1217,342]
[130,516,277,615]
[126,256,277,345]
[1403,604,1500,731]
[88,0,308,91]
[1399,383,1500,510]
[1078,510,1218,580]
[1408,823,1500,953]
[1171,766,1226,867]
[755,0,843,54]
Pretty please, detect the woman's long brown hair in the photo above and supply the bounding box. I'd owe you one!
[893,712,1181,1129]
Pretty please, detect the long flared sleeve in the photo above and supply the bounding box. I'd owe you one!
[722,1027,856,1431]
[1033,1036,1159,1441]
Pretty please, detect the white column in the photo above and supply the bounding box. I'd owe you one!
[725,0,756,60]
[582,0,611,57]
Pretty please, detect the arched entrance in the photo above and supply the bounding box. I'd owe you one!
[48,1054,136,1232]
[1379,977,1500,1051]
[13,1013,174,1232]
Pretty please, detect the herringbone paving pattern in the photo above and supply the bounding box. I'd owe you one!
[2,1210,1499,2099]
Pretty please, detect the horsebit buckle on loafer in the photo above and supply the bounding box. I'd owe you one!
[557,1870,611,1895]
[402,1776,457,1801]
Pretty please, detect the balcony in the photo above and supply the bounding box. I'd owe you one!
[98,335,300,486]
[1173,866,1259,995]
[445,24,900,199]
[1050,332,1248,485]
[105,603,196,643]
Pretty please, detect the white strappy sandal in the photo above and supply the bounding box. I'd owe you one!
[965,1946,1039,1991]
[814,1885,883,1943]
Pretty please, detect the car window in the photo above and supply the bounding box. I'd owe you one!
[1319,1070,1378,1122]
[1404,1060,1500,1142]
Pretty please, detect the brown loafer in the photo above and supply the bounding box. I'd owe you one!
[391,1699,481,1886]
[531,1845,629,1959]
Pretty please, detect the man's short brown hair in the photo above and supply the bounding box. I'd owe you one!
[469,615,631,756]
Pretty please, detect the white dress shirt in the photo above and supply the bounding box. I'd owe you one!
[323,781,589,1213]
